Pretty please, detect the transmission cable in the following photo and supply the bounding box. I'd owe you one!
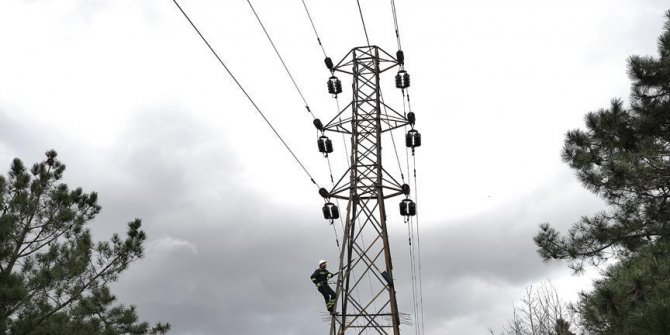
[171,0,320,188]
[355,0,371,46]
[295,0,346,255]
[380,91,405,182]
[413,153,426,335]
[406,89,425,334]
[246,0,316,119]
[406,214,420,334]
[300,0,328,58]
[390,0,402,51]
[399,86,422,333]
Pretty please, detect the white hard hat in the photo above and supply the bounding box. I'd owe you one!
[319,259,327,265]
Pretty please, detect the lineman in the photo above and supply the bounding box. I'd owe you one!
[311,259,337,313]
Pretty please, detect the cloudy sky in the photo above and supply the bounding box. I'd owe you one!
[1,0,669,334]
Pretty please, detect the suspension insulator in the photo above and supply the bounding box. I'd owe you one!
[405,129,421,148]
[399,199,417,216]
[325,57,334,71]
[322,202,340,220]
[395,70,410,89]
[401,184,410,196]
[317,135,333,154]
[407,112,416,126]
[319,188,330,198]
[313,118,324,131]
[327,76,342,95]
[396,50,405,65]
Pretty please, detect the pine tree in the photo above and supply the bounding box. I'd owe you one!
[533,9,670,335]
[555,318,576,335]
[0,150,170,334]
[534,10,670,272]
[573,241,670,335]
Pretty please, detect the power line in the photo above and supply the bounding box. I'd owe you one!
[404,86,425,335]
[380,91,405,182]
[246,0,316,119]
[406,215,420,335]
[171,0,320,188]
[300,0,328,58]
[390,0,402,50]
[413,153,426,335]
[355,0,371,46]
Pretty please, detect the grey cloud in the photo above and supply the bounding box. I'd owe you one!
[107,171,605,334]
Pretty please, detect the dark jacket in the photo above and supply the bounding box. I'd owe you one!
[310,268,334,287]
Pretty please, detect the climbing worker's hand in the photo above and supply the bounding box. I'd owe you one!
[316,282,323,288]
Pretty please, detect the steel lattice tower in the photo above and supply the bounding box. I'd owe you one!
[319,46,414,335]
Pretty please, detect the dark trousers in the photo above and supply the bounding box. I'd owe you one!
[318,285,337,305]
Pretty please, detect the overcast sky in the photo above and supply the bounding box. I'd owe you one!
[1,0,669,334]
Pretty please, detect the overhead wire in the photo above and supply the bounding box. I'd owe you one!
[390,0,426,324]
[170,0,320,188]
[298,0,420,330]
[332,98,350,249]
[380,91,405,182]
[300,0,328,58]
[413,152,426,335]
[355,0,371,46]
[246,0,316,119]
[401,90,420,334]
[405,88,426,334]
[336,97,351,168]
[295,0,352,254]
[244,0,345,251]
[402,85,425,334]
[295,0,347,255]
[390,0,402,50]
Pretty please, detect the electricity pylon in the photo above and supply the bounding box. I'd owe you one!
[317,45,416,335]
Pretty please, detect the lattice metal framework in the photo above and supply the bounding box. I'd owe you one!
[321,46,412,335]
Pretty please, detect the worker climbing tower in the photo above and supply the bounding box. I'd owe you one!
[170,0,423,332]
[315,46,419,335]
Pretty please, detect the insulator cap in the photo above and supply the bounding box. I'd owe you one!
[327,76,342,95]
[317,136,333,154]
[319,187,330,198]
[400,199,417,216]
[406,129,421,148]
[322,202,340,220]
[407,112,416,125]
[401,184,410,196]
[395,70,410,89]
[313,118,324,131]
[396,50,405,65]
[325,57,334,71]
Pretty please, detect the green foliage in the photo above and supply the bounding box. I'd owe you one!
[0,150,170,334]
[533,9,670,335]
[573,241,670,335]
[534,10,670,272]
